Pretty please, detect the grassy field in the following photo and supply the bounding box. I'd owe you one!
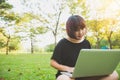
[0,53,56,80]
[0,53,120,80]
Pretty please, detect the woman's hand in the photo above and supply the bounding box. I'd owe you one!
[50,59,74,72]
[66,67,74,73]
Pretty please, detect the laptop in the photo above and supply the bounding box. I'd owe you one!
[61,49,120,78]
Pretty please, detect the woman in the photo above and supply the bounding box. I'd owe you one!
[50,15,119,80]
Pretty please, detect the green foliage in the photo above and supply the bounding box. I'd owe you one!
[2,12,20,21]
[0,0,13,20]
[112,31,120,49]
[0,53,56,80]
[0,39,5,48]
[16,13,34,25]
[9,38,20,51]
[0,1,13,9]
[87,36,96,48]
[36,27,48,34]
[100,39,109,48]
[0,0,5,4]
[0,31,6,49]
[45,44,55,52]
[33,46,45,53]
[0,0,19,23]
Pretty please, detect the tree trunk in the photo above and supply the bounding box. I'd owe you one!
[30,37,34,54]
[54,11,61,46]
[96,39,100,49]
[6,36,10,55]
[107,31,113,49]
[108,37,112,49]
[54,33,57,46]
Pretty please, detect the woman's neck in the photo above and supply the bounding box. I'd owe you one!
[66,37,84,43]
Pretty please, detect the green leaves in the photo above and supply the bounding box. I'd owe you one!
[0,1,13,9]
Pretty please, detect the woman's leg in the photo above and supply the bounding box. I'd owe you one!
[57,75,75,80]
[75,71,119,80]
[100,71,119,80]
[57,71,119,80]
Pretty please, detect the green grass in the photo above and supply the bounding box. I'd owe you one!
[0,53,120,80]
[0,53,56,80]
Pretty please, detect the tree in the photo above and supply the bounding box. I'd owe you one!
[46,11,62,46]
[87,19,104,48]
[16,13,47,54]
[15,0,75,47]
[0,0,13,19]
[112,29,120,48]
[37,0,65,46]
[87,18,120,49]
[0,28,6,49]
[67,0,79,15]
[0,0,20,54]
[0,24,19,55]
[102,19,119,49]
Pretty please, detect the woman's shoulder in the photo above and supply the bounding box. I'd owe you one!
[82,39,91,48]
[58,38,68,44]
[55,38,67,48]
[81,39,91,45]
[83,39,90,43]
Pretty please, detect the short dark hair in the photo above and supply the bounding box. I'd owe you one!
[66,15,86,39]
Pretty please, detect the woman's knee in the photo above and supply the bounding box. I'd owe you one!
[57,75,74,80]
[101,71,119,80]
[111,71,119,80]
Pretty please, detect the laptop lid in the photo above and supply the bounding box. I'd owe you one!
[72,49,120,78]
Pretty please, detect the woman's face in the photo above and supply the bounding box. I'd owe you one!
[74,28,86,40]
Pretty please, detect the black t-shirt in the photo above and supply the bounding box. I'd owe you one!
[51,38,91,78]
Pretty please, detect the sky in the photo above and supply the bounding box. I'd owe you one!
[5,0,120,51]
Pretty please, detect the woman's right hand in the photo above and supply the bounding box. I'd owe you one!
[50,59,74,73]
[66,67,74,73]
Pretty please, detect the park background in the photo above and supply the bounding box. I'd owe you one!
[0,0,120,80]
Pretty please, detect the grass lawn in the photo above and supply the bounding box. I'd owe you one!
[0,53,120,80]
[0,53,56,80]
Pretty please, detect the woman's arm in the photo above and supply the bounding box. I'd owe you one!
[50,59,74,72]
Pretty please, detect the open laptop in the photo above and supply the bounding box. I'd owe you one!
[61,49,120,78]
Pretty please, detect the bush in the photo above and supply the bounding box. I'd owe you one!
[45,44,55,52]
